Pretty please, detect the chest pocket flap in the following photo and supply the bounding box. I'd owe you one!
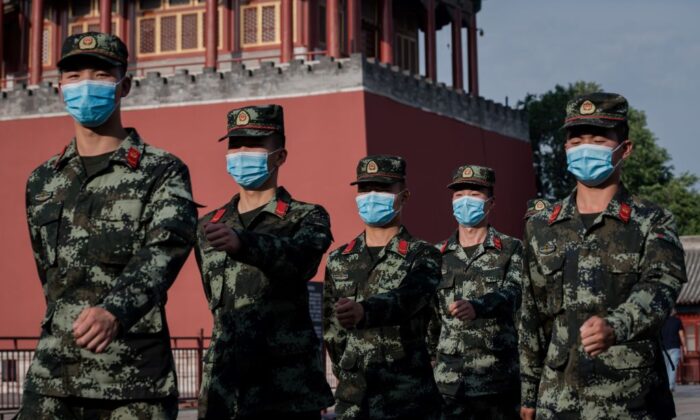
[608,253,640,274]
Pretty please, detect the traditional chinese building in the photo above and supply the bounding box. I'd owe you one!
[1,0,480,90]
[678,236,700,384]
[0,0,535,364]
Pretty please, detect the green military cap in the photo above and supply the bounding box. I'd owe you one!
[57,32,128,69]
[447,164,495,189]
[351,155,406,185]
[524,198,550,219]
[563,92,628,129]
[218,104,285,141]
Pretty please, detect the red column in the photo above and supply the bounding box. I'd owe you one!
[425,0,436,80]
[231,0,240,55]
[99,0,111,33]
[379,0,393,64]
[205,0,218,69]
[326,0,340,58]
[347,0,361,54]
[0,0,4,83]
[29,0,44,85]
[281,0,293,62]
[467,12,479,97]
[451,7,463,90]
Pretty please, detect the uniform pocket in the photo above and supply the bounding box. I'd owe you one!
[89,199,144,266]
[202,248,227,310]
[536,253,565,315]
[34,201,62,267]
[606,253,641,305]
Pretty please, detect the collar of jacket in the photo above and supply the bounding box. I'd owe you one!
[549,184,633,226]
[226,186,293,220]
[53,128,145,172]
[342,225,412,258]
[440,225,502,254]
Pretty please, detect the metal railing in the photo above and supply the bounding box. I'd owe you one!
[0,334,210,411]
[0,333,336,412]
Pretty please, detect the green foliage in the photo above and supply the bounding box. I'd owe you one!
[522,82,700,235]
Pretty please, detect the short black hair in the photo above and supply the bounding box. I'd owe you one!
[269,132,286,149]
[614,122,629,142]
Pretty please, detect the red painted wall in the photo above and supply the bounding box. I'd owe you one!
[0,90,536,339]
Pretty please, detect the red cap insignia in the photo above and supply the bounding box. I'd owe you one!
[619,203,631,223]
[275,199,289,217]
[210,208,226,223]
[398,240,409,256]
[342,239,357,255]
[126,147,141,169]
[493,237,502,251]
[548,204,562,225]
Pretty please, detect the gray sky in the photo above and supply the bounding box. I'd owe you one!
[428,0,700,187]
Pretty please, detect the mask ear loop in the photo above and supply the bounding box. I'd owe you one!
[266,148,285,177]
[610,141,627,172]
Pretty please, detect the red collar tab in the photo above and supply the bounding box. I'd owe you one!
[398,240,409,256]
[210,208,227,223]
[126,147,141,169]
[275,199,289,217]
[493,236,502,251]
[342,239,357,255]
[440,241,449,254]
[619,203,631,223]
[54,146,68,169]
[549,204,562,225]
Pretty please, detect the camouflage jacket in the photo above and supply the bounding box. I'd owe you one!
[430,226,522,397]
[195,187,334,418]
[323,227,442,418]
[24,129,197,399]
[519,185,687,413]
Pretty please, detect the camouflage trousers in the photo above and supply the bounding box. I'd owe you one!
[14,391,178,420]
[535,344,672,420]
[441,389,520,420]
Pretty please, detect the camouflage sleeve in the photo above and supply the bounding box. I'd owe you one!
[519,226,546,408]
[25,177,47,286]
[194,228,212,302]
[358,245,441,329]
[426,294,441,359]
[469,241,523,319]
[99,162,197,331]
[233,206,333,283]
[604,210,687,343]
[322,265,346,377]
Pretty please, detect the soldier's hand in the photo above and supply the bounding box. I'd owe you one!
[580,316,616,356]
[448,300,476,321]
[335,298,364,329]
[204,222,241,255]
[73,307,120,353]
[520,407,536,420]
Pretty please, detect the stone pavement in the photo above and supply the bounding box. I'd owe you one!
[675,384,700,420]
[177,385,700,419]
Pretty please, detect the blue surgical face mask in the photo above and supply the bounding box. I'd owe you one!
[356,191,402,226]
[61,78,123,127]
[453,195,490,227]
[226,149,281,189]
[566,143,624,186]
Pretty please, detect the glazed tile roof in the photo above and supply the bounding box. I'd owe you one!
[678,236,700,305]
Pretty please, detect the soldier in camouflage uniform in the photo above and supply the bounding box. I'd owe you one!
[429,165,522,419]
[519,93,687,420]
[323,155,443,419]
[195,105,334,419]
[17,32,198,419]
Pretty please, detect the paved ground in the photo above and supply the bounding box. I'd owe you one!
[177,385,700,419]
[675,385,700,420]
